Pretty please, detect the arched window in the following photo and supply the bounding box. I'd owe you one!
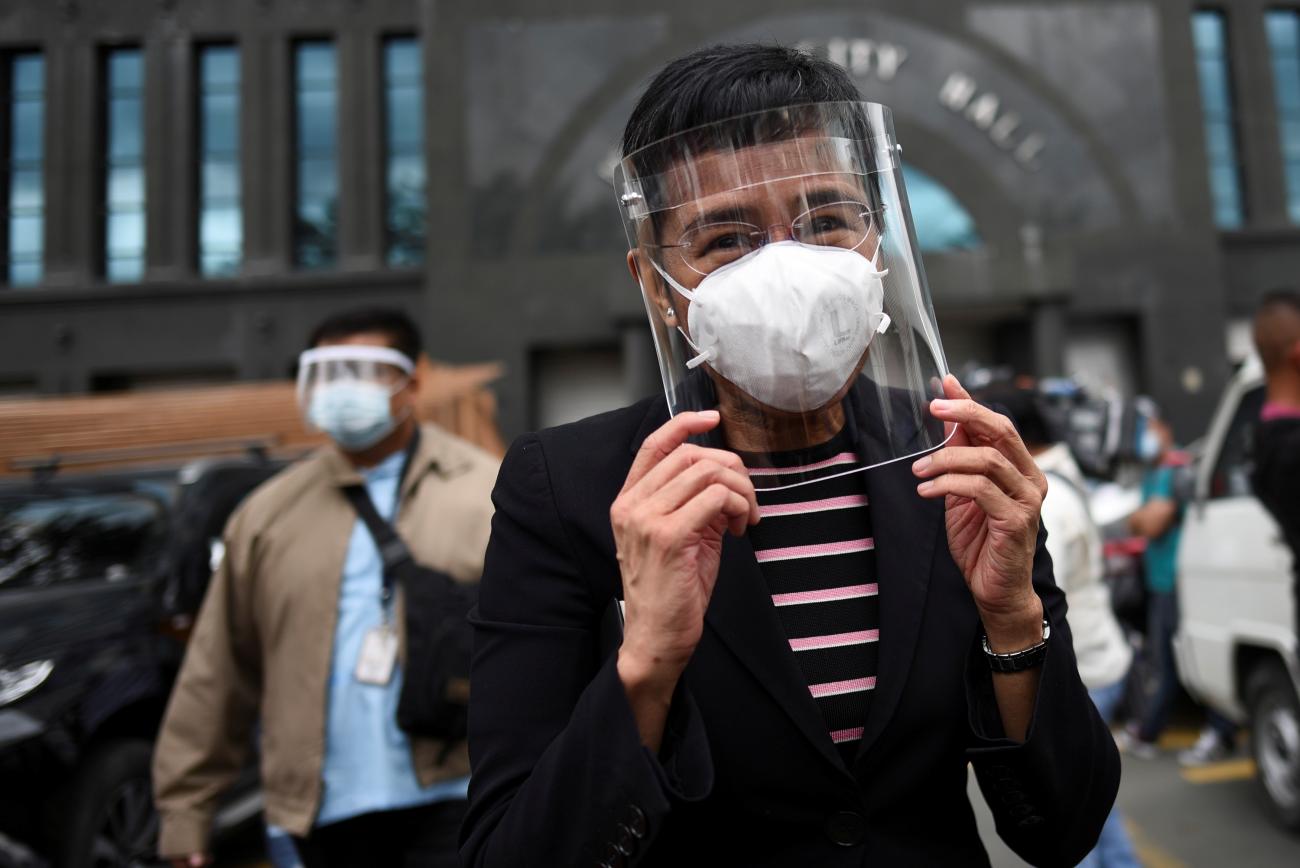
[900,164,982,252]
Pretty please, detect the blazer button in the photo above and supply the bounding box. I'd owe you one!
[626,804,648,838]
[824,810,867,847]
[600,843,626,868]
[614,823,637,855]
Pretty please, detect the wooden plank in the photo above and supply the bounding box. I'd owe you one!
[0,357,506,476]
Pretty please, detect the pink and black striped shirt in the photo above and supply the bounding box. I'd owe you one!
[743,432,878,763]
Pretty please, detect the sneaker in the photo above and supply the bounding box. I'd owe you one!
[1117,728,1159,759]
[1178,726,1233,767]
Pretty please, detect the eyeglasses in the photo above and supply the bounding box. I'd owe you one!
[650,201,884,276]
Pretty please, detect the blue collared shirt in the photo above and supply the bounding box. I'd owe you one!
[316,448,469,827]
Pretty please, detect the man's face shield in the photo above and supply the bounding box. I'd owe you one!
[616,102,952,485]
[296,345,415,422]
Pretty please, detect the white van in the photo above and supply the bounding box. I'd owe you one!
[1174,356,1300,830]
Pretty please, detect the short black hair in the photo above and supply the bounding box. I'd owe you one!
[622,44,862,159]
[1254,288,1300,372]
[307,307,422,362]
[621,45,871,239]
[1257,288,1300,315]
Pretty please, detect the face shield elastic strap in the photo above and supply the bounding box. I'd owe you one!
[647,248,891,371]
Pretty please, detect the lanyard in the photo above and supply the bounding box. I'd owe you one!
[378,428,422,610]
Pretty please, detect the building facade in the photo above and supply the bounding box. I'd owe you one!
[0,0,1293,440]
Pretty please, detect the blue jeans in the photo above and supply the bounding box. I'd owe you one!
[1137,589,1180,743]
[266,824,303,868]
[1077,678,1141,868]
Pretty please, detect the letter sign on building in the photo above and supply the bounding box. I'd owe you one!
[798,37,1049,172]
[937,71,1045,169]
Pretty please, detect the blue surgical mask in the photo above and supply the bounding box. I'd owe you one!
[308,381,398,451]
[1137,426,1161,463]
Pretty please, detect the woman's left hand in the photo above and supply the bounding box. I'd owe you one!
[912,374,1046,647]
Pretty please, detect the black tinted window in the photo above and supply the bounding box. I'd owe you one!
[0,490,165,591]
[1210,385,1266,499]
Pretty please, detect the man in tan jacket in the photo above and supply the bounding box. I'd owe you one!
[153,308,498,868]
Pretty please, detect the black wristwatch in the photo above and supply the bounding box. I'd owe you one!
[981,620,1051,672]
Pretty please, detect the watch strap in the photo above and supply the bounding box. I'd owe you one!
[981,619,1051,673]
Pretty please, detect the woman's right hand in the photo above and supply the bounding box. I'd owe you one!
[609,410,759,750]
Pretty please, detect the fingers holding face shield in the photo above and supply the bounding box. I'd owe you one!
[611,410,760,683]
[911,375,1046,621]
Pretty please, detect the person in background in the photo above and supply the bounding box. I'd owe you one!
[1251,289,1300,653]
[979,384,1139,868]
[152,308,498,868]
[1121,401,1237,763]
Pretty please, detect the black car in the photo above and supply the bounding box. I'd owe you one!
[0,456,282,868]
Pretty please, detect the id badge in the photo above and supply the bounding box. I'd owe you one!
[354,625,399,685]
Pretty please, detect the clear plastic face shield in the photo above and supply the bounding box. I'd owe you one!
[296,345,415,449]
[616,102,952,487]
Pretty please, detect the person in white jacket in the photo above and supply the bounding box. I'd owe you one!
[979,384,1138,868]
[1035,443,1133,692]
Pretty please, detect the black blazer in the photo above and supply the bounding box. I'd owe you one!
[461,394,1119,868]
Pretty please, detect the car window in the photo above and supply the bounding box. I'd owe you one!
[1209,385,1266,500]
[0,490,167,591]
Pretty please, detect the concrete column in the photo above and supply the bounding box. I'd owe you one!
[1142,247,1231,439]
[1233,1,1289,226]
[242,33,290,274]
[421,0,474,373]
[1030,299,1067,379]
[1157,1,1225,230]
[41,37,96,285]
[144,32,192,278]
[337,28,383,269]
[171,34,197,275]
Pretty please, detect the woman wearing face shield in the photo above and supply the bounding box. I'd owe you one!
[461,45,1119,868]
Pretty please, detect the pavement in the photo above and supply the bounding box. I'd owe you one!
[972,725,1300,867]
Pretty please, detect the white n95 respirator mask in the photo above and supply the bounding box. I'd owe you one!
[654,241,890,413]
